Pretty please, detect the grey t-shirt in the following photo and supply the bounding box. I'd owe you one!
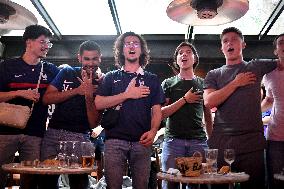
[204,59,277,154]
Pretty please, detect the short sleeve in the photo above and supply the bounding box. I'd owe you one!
[203,70,218,90]
[50,66,73,90]
[161,79,170,98]
[255,59,277,76]
[50,64,60,77]
[96,71,114,96]
[150,75,166,106]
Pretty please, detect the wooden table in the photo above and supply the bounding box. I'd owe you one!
[2,163,94,175]
[157,172,249,189]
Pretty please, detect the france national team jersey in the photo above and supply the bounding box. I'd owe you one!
[0,58,59,137]
[97,69,165,141]
[48,66,99,133]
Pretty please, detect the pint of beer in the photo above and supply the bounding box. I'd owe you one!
[82,156,95,168]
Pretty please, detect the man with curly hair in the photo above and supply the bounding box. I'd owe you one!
[95,32,165,189]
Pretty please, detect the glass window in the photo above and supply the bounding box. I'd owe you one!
[1,0,282,36]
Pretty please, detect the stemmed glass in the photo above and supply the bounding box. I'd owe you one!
[204,149,218,175]
[224,149,235,175]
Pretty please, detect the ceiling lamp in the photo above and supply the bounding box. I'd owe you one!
[0,0,37,30]
[167,0,249,26]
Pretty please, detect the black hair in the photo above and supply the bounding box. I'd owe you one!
[173,41,199,70]
[78,40,101,55]
[113,31,150,68]
[220,27,244,41]
[22,25,52,42]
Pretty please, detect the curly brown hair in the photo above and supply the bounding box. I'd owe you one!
[113,32,150,68]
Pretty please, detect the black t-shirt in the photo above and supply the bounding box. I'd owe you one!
[162,75,206,139]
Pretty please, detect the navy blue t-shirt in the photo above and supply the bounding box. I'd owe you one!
[48,66,98,133]
[0,58,59,137]
[97,69,166,141]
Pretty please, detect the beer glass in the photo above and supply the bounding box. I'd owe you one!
[204,148,218,175]
[81,142,96,168]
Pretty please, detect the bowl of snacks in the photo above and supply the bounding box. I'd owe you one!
[175,152,203,177]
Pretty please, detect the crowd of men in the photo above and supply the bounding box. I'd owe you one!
[0,24,283,189]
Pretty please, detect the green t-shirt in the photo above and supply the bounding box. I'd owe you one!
[161,75,206,139]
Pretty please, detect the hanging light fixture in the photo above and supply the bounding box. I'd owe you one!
[167,0,249,26]
[0,0,37,30]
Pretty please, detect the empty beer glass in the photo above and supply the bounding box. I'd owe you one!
[205,148,218,175]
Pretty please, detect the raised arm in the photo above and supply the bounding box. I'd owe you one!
[95,93,129,110]
[42,85,81,105]
[0,90,40,103]
[43,70,93,105]
[161,88,201,119]
[81,71,102,129]
[95,77,150,110]
[204,72,256,109]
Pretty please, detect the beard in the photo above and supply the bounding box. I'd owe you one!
[82,66,99,79]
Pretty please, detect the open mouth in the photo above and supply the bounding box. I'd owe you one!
[129,51,135,54]
[182,59,187,63]
[228,47,234,52]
